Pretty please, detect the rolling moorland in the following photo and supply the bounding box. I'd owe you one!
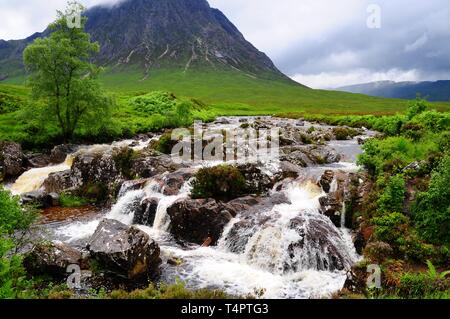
[0,0,449,300]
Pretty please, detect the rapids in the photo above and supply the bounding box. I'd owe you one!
[11,116,373,299]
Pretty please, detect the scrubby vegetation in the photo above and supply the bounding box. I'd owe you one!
[0,187,37,298]
[191,165,247,201]
[307,99,450,299]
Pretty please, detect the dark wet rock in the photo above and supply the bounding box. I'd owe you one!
[132,153,186,179]
[23,242,84,279]
[286,215,352,271]
[236,163,277,195]
[344,265,368,294]
[21,190,59,208]
[296,120,305,127]
[0,141,24,179]
[70,149,125,199]
[25,153,51,168]
[319,195,343,227]
[281,145,340,167]
[118,179,149,197]
[133,197,160,226]
[87,219,161,280]
[215,118,230,125]
[159,168,195,196]
[220,194,291,253]
[278,161,302,179]
[50,144,78,164]
[43,170,76,193]
[167,198,236,245]
[318,170,335,193]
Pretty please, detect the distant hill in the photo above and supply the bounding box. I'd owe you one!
[336,80,450,102]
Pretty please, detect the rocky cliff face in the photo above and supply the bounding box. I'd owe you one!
[0,0,287,81]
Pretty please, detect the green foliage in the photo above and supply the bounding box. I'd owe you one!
[372,212,409,244]
[358,137,438,176]
[112,147,137,179]
[0,187,37,299]
[332,127,359,140]
[0,92,22,114]
[396,262,450,299]
[108,280,231,299]
[376,175,406,213]
[413,155,450,244]
[191,165,247,201]
[131,91,177,115]
[59,193,89,208]
[407,98,428,120]
[23,2,113,142]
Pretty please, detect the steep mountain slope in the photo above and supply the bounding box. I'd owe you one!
[0,0,289,82]
[337,80,450,102]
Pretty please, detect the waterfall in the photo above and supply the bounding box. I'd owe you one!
[10,155,74,195]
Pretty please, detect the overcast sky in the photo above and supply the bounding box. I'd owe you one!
[1,0,449,88]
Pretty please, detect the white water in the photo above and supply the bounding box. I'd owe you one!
[53,177,359,298]
[10,156,74,195]
[35,117,367,298]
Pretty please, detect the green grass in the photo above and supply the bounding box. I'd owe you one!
[97,68,450,115]
[2,68,450,149]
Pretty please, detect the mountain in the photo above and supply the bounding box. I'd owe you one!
[336,80,450,102]
[0,0,289,82]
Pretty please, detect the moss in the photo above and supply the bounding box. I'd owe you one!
[112,147,138,179]
[191,165,247,201]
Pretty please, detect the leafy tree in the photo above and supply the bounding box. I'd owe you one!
[23,2,112,142]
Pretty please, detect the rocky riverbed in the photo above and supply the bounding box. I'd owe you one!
[2,116,377,298]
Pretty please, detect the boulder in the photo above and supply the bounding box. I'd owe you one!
[50,144,78,164]
[167,198,236,245]
[87,219,161,280]
[133,197,160,226]
[0,141,24,179]
[23,242,84,279]
[43,170,76,193]
[21,190,59,208]
[132,153,186,179]
[318,170,335,193]
[25,153,51,168]
[159,168,195,196]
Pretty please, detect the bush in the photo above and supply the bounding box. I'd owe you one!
[413,155,450,244]
[333,127,358,140]
[131,91,177,115]
[0,187,37,298]
[372,212,409,245]
[376,175,406,213]
[191,165,247,201]
[406,98,428,120]
[363,241,393,263]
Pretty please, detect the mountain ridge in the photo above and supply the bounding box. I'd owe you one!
[336,80,450,102]
[0,0,292,83]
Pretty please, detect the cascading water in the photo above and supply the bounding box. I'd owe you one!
[10,155,74,195]
[30,117,373,298]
